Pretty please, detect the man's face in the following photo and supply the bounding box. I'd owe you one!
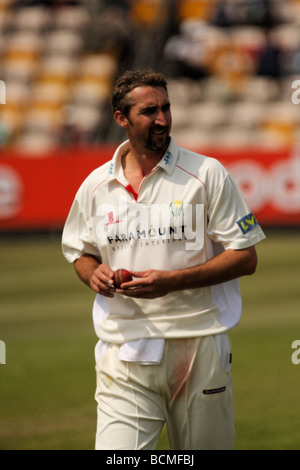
[125,86,172,153]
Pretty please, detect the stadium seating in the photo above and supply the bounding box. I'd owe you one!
[0,0,299,152]
[130,0,168,26]
[177,0,217,22]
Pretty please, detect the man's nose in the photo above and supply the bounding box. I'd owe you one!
[155,109,168,126]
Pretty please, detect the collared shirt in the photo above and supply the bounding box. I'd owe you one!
[62,137,266,346]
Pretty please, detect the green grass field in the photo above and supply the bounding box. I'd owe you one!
[0,230,299,450]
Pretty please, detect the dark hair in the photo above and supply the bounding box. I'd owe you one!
[111,69,168,116]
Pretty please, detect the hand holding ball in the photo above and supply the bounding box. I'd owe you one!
[114,269,133,288]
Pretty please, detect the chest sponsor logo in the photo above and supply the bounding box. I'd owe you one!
[104,211,122,226]
[95,197,204,251]
[169,199,183,217]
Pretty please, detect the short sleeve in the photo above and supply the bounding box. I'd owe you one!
[207,172,266,250]
[62,197,101,263]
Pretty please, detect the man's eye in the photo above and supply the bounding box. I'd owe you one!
[143,108,155,115]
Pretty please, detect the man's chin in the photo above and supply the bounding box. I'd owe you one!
[146,135,170,152]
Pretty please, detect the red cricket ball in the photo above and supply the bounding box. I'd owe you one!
[114,269,133,288]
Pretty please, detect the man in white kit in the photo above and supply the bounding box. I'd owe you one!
[62,69,266,450]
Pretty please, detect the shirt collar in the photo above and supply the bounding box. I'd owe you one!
[156,137,178,175]
[106,137,179,183]
[106,140,130,184]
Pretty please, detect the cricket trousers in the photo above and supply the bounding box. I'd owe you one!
[95,334,235,450]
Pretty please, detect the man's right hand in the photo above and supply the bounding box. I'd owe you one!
[74,255,116,298]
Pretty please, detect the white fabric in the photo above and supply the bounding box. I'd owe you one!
[63,137,266,347]
[118,338,165,364]
[95,336,235,450]
[93,295,164,363]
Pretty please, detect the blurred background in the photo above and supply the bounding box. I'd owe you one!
[0,0,300,151]
[0,0,300,230]
[0,0,300,451]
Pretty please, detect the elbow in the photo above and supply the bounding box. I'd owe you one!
[245,248,258,275]
[246,259,257,276]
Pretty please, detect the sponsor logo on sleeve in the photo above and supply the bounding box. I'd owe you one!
[237,212,259,234]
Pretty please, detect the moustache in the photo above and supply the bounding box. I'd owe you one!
[149,126,168,134]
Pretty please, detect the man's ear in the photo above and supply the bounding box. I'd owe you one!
[114,110,128,128]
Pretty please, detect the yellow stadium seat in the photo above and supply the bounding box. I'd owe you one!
[24,104,64,132]
[31,81,71,110]
[67,104,101,133]
[37,55,78,85]
[79,54,118,81]
[0,107,23,135]
[177,0,217,21]
[71,79,112,106]
[258,101,300,147]
[0,0,10,13]
[12,6,52,32]
[15,130,58,153]
[3,31,42,61]
[53,6,90,31]
[44,30,83,57]
[130,0,167,26]
[1,56,39,82]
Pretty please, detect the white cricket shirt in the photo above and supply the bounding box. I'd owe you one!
[62,137,265,345]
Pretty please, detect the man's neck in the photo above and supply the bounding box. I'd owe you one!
[123,143,167,177]
[121,144,166,193]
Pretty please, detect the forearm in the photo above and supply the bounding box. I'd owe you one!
[119,246,258,299]
[74,254,115,297]
[74,247,257,300]
[74,254,100,288]
[176,246,257,290]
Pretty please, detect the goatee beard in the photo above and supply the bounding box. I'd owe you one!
[146,135,170,152]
